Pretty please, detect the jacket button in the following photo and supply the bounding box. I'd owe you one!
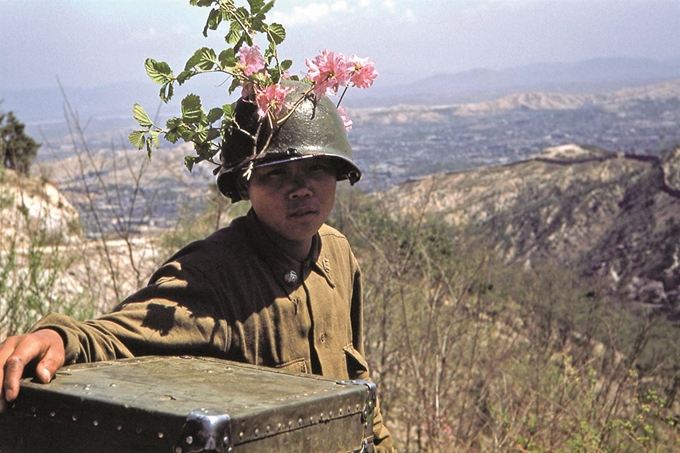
[284,270,298,284]
[320,332,327,343]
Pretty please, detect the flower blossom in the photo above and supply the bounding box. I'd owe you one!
[255,83,294,119]
[236,45,265,77]
[305,50,350,96]
[338,106,352,131]
[347,55,378,89]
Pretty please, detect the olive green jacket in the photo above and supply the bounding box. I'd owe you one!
[32,209,395,451]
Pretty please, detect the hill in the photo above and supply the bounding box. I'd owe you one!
[382,144,680,318]
[0,169,80,247]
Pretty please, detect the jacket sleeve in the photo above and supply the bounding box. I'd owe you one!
[29,260,230,364]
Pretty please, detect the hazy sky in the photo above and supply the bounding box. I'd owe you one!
[1,0,679,91]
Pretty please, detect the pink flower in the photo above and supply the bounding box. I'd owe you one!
[348,55,378,89]
[255,83,294,119]
[236,45,265,77]
[305,50,350,95]
[338,106,352,131]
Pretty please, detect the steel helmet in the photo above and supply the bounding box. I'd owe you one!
[216,80,362,201]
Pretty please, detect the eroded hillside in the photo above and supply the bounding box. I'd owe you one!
[383,145,680,317]
[0,169,80,247]
[0,169,167,335]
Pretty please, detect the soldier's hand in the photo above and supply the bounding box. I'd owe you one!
[0,329,65,412]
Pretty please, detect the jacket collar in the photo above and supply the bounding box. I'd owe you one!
[244,209,334,291]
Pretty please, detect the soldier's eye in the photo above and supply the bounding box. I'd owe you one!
[265,168,287,177]
[310,164,331,173]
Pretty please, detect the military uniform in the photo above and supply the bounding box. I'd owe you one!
[30,209,395,451]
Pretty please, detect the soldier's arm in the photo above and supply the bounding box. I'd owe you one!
[27,262,229,365]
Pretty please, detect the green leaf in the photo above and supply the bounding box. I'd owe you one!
[268,68,282,83]
[167,120,195,144]
[194,142,212,159]
[222,102,235,118]
[184,51,201,72]
[166,117,182,129]
[185,47,217,71]
[203,7,222,36]
[129,130,146,149]
[265,41,276,63]
[159,82,174,103]
[197,47,217,70]
[164,117,181,143]
[207,107,223,124]
[149,130,161,149]
[180,127,195,142]
[195,129,209,143]
[132,104,153,128]
[181,94,204,124]
[165,128,180,143]
[206,127,221,142]
[177,70,195,85]
[233,7,252,42]
[168,118,197,143]
[248,0,265,14]
[227,77,241,94]
[251,3,267,33]
[253,0,275,27]
[267,23,286,45]
[145,59,173,84]
[218,48,236,71]
[280,59,293,71]
[260,0,275,16]
[234,6,250,21]
[184,155,196,172]
[145,137,153,157]
[226,20,243,45]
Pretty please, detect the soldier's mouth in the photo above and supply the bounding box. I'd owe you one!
[288,208,318,218]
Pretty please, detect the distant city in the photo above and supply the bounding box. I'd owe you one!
[350,95,680,191]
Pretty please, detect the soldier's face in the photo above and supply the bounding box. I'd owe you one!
[244,158,337,247]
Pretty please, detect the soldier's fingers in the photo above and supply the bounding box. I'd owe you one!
[2,353,31,402]
[2,337,38,405]
[2,330,63,402]
[33,331,66,384]
[0,336,22,411]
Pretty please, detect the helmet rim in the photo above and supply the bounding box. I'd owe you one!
[216,81,361,201]
[216,153,361,202]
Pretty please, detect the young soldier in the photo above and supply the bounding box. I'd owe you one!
[0,82,396,451]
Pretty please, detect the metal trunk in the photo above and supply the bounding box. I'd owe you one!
[0,356,375,452]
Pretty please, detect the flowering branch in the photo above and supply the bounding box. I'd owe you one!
[130,0,377,172]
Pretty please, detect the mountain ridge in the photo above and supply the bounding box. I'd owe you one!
[350,78,680,119]
[3,57,680,125]
[351,57,680,107]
